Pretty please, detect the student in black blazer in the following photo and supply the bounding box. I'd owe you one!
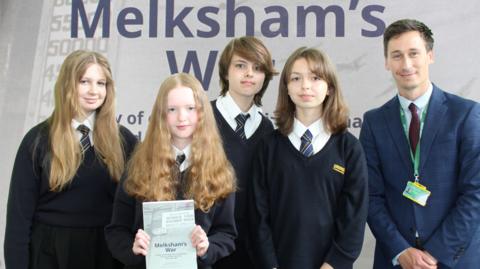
[248,47,368,269]
[211,36,277,269]
[4,50,137,269]
[105,73,237,269]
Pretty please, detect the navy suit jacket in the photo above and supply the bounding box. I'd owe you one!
[359,85,480,269]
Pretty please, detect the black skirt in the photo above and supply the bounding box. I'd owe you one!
[30,223,122,269]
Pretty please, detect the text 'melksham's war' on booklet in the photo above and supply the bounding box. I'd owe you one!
[143,200,197,269]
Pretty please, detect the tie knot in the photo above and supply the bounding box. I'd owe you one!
[408,103,417,113]
[302,129,313,142]
[235,113,250,125]
[176,154,186,166]
[77,124,90,136]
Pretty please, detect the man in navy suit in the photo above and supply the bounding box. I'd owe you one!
[360,19,480,269]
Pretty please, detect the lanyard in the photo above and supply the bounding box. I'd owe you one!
[399,104,428,181]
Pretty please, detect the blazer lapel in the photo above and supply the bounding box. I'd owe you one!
[383,97,412,171]
[419,86,447,171]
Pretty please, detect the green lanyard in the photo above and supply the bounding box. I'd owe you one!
[399,104,428,181]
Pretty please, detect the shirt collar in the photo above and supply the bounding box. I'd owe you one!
[398,83,433,111]
[173,144,191,157]
[172,144,191,171]
[292,117,324,139]
[218,92,261,121]
[72,112,96,131]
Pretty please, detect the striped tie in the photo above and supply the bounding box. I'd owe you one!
[300,129,313,157]
[77,124,91,153]
[235,113,250,140]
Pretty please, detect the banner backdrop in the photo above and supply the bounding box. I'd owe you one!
[1,1,479,267]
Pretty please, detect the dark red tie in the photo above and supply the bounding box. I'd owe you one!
[408,103,420,153]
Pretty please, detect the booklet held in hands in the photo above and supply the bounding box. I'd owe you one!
[143,200,197,269]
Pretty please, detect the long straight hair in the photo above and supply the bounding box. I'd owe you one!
[48,50,125,191]
[124,73,235,212]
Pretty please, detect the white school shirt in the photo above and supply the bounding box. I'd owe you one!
[288,118,330,155]
[215,92,263,139]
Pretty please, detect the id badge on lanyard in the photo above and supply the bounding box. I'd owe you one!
[400,106,431,206]
[403,177,431,206]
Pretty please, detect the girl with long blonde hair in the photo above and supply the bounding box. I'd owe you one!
[105,73,237,269]
[4,50,137,269]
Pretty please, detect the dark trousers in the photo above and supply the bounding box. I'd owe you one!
[30,223,122,269]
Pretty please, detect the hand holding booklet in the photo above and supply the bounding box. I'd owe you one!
[143,200,197,269]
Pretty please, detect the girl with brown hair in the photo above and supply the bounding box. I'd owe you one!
[248,47,368,269]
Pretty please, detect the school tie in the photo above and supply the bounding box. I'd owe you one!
[235,113,250,140]
[175,154,187,199]
[408,103,420,153]
[176,154,186,167]
[300,129,314,157]
[77,124,91,153]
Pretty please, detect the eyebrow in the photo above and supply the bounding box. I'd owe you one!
[232,59,248,63]
[290,70,314,75]
[390,48,421,54]
[80,76,106,80]
[168,103,196,106]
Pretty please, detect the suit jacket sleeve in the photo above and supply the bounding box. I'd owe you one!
[423,103,480,268]
[359,112,411,259]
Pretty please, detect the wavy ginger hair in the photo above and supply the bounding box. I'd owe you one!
[48,50,125,191]
[124,73,236,212]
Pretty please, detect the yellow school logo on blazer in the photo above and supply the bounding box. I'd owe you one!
[333,164,345,175]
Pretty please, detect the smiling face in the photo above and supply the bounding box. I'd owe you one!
[287,57,329,116]
[166,86,198,149]
[226,54,266,104]
[385,30,434,99]
[77,63,107,118]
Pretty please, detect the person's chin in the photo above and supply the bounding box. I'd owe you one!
[82,105,99,113]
